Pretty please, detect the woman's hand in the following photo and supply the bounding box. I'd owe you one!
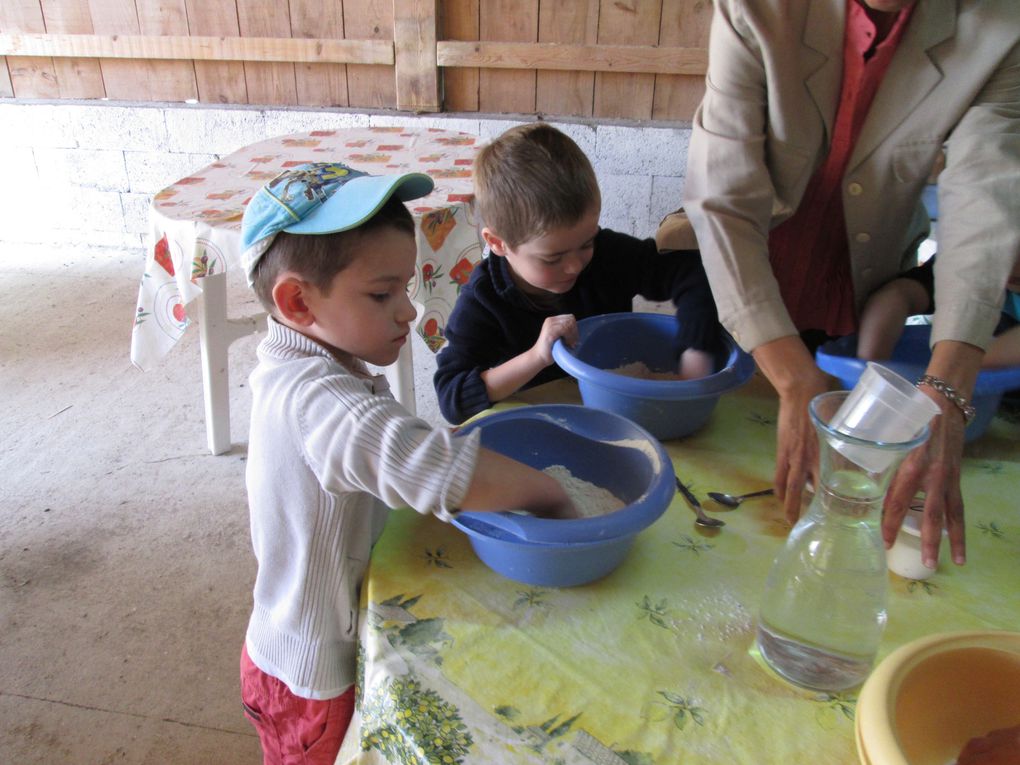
[752,335,830,523]
[773,373,829,523]
[882,384,968,568]
[882,340,980,569]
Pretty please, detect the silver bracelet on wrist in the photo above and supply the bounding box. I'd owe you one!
[916,375,976,424]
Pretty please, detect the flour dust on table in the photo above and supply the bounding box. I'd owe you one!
[543,464,625,517]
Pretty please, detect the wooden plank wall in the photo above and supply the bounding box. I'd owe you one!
[1,0,58,99]
[346,0,396,109]
[657,0,713,119]
[439,0,479,112]
[441,0,709,120]
[39,0,104,98]
[537,2,599,118]
[0,0,709,121]
[186,0,246,104]
[291,0,347,107]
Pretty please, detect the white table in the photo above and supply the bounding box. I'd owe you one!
[130,128,483,454]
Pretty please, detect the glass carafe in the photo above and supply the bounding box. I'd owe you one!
[756,390,931,691]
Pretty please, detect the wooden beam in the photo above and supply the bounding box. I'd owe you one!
[236,1,297,107]
[0,32,394,65]
[438,40,706,75]
[185,0,248,105]
[479,0,537,115]
[537,0,598,118]
[394,0,439,112]
[39,0,106,99]
[594,0,660,120]
[654,0,713,121]
[290,0,348,107]
[0,2,57,98]
[439,0,479,111]
[136,0,198,104]
[343,0,395,109]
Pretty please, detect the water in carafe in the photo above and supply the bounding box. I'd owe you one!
[756,390,932,691]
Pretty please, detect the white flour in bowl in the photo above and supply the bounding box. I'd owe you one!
[611,361,684,381]
[543,464,626,517]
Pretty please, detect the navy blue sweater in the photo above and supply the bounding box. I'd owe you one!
[433,228,721,424]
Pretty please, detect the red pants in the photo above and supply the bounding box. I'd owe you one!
[240,645,355,765]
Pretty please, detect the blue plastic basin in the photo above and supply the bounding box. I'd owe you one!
[452,404,675,587]
[816,325,1020,442]
[551,312,756,440]
[453,515,636,587]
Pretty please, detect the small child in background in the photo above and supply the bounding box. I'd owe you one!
[433,123,724,425]
[237,163,575,765]
[857,253,1020,367]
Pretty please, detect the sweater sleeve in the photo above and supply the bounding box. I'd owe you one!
[669,252,725,354]
[682,0,797,352]
[931,38,1020,349]
[433,268,509,425]
[437,255,584,423]
[595,229,723,353]
[297,373,481,522]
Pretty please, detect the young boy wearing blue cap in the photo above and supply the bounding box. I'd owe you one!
[237,162,576,764]
[433,123,724,425]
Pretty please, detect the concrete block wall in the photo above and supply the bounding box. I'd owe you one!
[0,100,692,425]
[0,101,691,249]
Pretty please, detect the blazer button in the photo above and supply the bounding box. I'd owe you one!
[855,232,871,243]
[848,182,863,196]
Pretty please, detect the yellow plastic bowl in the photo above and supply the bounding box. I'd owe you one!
[856,631,1020,765]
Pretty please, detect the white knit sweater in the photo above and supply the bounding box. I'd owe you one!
[244,318,479,699]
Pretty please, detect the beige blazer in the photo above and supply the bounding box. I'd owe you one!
[683,0,1020,352]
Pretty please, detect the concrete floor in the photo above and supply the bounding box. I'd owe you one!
[0,240,455,764]
[1,243,266,763]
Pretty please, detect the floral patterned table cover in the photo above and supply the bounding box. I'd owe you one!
[338,375,1020,765]
[130,127,482,370]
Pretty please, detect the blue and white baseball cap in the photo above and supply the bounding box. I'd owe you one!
[240,162,434,285]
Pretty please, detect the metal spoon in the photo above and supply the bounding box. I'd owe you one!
[707,488,775,509]
[675,477,725,528]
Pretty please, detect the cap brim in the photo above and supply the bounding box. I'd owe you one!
[282,172,435,236]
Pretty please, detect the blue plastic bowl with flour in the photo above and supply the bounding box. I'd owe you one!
[452,405,675,587]
[551,313,756,440]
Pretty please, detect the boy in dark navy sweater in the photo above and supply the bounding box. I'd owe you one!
[434,123,723,425]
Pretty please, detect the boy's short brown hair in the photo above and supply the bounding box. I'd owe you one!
[251,195,415,312]
[474,123,600,248]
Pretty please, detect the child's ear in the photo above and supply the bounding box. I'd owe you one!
[272,275,315,327]
[481,227,509,257]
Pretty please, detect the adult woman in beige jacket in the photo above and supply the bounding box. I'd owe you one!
[683,0,1020,570]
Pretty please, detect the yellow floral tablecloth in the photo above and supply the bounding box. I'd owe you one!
[338,375,1020,765]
